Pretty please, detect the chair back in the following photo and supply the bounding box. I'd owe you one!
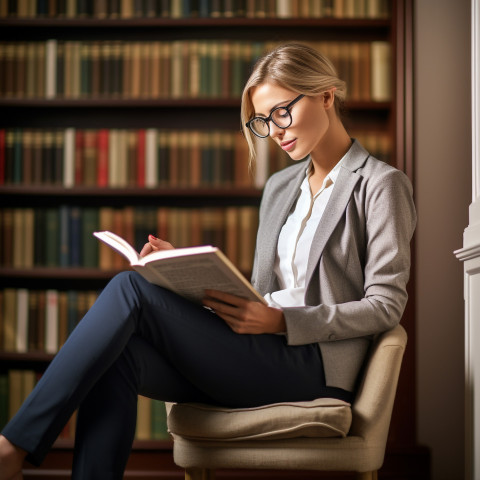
[349,324,407,445]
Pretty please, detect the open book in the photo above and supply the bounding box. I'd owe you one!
[93,231,266,305]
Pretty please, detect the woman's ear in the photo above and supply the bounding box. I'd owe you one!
[323,87,337,110]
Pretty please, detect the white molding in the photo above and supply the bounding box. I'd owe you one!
[474,0,480,203]
[463,0,480,250]
[462,3,480,480]
[455,243,480,262]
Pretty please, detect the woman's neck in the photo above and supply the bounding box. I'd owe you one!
[309,124,352,191]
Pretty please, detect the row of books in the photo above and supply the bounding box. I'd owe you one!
[0,40,392,101]
[0,128,392,188]
[136,395,170,441]
[0,370,169,440]
[0,0,391,20]
[0,370,39,431]
[1,288,98,354]
[0,128,290,189]
[0,205,259,272]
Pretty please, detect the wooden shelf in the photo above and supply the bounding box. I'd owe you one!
[0,98,391,109]
[0,186,263,197]
[0,267,120,280]
[0,17,391,30]
[0,350,55,364]
[0,186,264,208]
[49,438,173,450]
[0,17,392,42]
[0,17,391,29]
[0,99,392,129]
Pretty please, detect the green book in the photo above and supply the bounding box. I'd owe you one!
[82,208,99,268]
[45,208,60,267]
[0,374,8,430]
[151,399,170,440]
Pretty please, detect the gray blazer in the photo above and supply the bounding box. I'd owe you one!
[251,140,416,392]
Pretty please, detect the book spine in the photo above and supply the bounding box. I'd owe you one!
[81,207,99,268]
[0,374,8,430]
[45,39,57,98]
[145,128,158,188]
[25,43,36,98]
[371,41,391,101]
[15,43,26,98]
[63,128,75,187]
[15,289,28,353]
[2,289,16,352]
[136,129,146,188]
[0,129,5,184]
[45,289,59,354]
[151,400,169,439]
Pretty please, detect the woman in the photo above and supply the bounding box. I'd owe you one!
[0,43,416,480]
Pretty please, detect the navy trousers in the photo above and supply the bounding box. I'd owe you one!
[2,271,351,479]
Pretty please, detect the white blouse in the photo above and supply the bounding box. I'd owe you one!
[264,156,345,308]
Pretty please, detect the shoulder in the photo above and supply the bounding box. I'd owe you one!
[356,157,413,199]
[343,140,413,195]
[351,152,416,231]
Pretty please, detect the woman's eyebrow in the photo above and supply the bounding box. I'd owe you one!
[254,98,293,117]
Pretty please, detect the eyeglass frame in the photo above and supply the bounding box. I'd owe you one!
[245,94,306,138]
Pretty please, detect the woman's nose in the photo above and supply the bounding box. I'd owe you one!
[269,122,284,139]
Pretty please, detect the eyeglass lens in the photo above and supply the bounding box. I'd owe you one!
[250,107,292,137]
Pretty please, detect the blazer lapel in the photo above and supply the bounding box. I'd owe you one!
[305,142,367,286]
[264,175,304,251]
[255,169,305,293]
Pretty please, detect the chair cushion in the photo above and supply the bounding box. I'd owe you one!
[167,398,352,441]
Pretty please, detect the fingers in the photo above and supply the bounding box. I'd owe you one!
[202,297,241,318]
[140,235,175,257]
[139,242,154,257]
[148,235,175,251]
[204,289,247,308]
[203,293,286,335]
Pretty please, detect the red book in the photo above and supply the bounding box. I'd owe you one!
[74,130,84,186]
[136,129,146,188]
[0,129,5,184]
[97,129,109,187]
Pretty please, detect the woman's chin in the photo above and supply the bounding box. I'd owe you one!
[288,151,309,162]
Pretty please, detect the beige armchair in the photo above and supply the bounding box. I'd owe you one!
[167,324,407,480]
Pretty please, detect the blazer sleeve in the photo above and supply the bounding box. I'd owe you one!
[282,167,417,345]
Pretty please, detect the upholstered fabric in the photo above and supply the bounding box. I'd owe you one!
[168,325,407,474]
[167,397,352,441]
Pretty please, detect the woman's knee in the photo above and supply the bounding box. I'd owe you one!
[105,271,148,296]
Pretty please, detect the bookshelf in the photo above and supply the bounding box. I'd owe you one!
[0,1,427,479]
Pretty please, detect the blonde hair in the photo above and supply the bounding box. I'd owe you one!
[241,43,347,165]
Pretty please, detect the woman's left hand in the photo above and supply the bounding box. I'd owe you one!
[202,290,286,334]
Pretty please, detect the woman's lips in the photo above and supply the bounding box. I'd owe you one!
[281,138,297,151]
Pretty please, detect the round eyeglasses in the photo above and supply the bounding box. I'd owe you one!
[245,94,305,138]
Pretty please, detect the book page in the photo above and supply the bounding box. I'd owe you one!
[141,252,264,304]
[94,231,141,264]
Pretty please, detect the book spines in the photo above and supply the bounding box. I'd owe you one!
[136,396,170,441]
[0,128,393,189]
[0,128,294,189]
[0,366,169,441]
[0,0,391,19]
[0,288,98,354]
[0,40,392,102]
[0,205,259,271]
[0,368,78,438]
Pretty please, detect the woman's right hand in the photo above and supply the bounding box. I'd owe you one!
[139,235,175,257]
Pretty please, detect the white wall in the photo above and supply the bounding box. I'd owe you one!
[415,1,471,479]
